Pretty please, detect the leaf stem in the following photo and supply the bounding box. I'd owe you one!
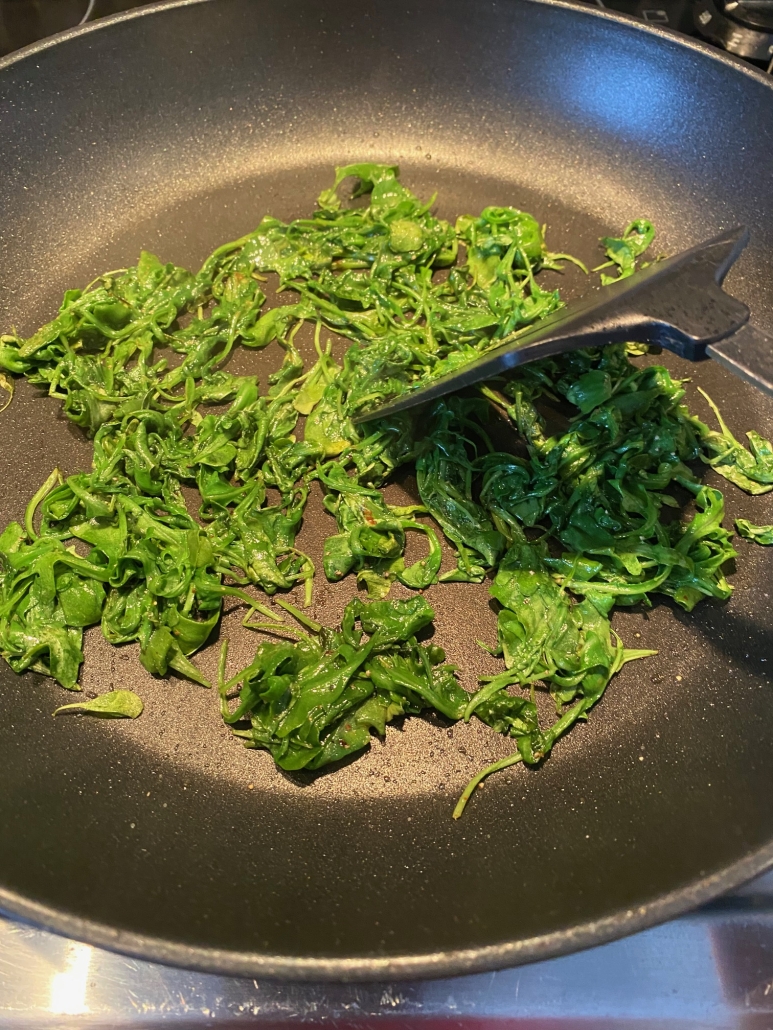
[24,468,62,541]
[273,596,322,633]
[453,751,523,819]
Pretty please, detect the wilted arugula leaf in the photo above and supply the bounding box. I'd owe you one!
[565,369,612,413]
[53,689,143,718]
[692,388,773,494]
[0,371,13,413]
[416,400,505,582]
[595,219,656,284]
[736,519,773,545]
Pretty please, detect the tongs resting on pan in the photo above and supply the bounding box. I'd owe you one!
[354,226,773,423]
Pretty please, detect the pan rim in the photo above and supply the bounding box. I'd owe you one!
[1,0,773,982]
[2,841,772,980]
[1,0,772,95]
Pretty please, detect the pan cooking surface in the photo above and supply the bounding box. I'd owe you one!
[0,0,772,980]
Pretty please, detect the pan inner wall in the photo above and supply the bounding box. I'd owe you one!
[0,0,772,969]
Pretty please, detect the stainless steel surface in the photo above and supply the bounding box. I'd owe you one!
[2,872,773,1026]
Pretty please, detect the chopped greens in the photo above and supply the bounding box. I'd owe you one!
[1,164,768,815]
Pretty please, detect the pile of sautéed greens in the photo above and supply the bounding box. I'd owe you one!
[2,164,771,814]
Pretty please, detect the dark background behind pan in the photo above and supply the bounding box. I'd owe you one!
[0,0,772,981]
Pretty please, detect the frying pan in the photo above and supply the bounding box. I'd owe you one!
[1,0,773,983]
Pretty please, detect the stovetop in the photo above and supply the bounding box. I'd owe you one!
[0,2,772,1027]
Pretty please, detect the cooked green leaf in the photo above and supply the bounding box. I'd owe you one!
[53,689,144,718]
[736,519,773,545]
[0,371,13,413]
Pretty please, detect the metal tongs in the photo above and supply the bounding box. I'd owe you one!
[354,226,773,423]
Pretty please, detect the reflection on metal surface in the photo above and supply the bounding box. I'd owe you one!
[48,941,91,1016]
[2,872,773,1026]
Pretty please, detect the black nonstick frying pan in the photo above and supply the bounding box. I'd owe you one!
[1,0,773,982]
